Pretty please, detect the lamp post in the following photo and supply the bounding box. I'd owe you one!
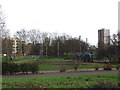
[79,36,81,54]
[57,36,59,57]
[45,37,48,56]
[79,36,82,63]
[86,38,88,52]
[45,37,48,64]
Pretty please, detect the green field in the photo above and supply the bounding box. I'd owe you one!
[38,64,118,71]
[17,57,73,63]
[38,65,103,71]
[2,74,119,88]
[2,56,72,63]
[14,57,36,61]
[2,56,36,62]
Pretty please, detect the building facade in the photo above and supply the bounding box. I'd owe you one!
[25,43,43,56]
[8,38,25,55]
[98,28,110,47]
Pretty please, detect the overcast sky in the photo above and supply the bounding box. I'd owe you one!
[0,0,119,46]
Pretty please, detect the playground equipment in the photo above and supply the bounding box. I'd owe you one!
[73,52,93,62]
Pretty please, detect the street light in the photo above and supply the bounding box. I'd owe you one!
[79,36,81,54]
[57,36,59,57]
[45,37,48,56]
[45,37,48,64]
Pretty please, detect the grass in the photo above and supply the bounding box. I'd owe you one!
[39,65,59,71]
[14,57,36,61]
[2,56,36,62]
[33,57,73,63]
[2,74,119,88]
[15,57,73,64]
[38,64,118,71]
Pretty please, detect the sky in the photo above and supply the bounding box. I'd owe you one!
[0,0,119,46]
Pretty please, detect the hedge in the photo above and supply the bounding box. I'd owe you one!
[2,62,39,75]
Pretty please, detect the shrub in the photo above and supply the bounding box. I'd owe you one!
[9,62,19,75]
[2,62,9,75]
[59,66,66,72]
[29,62,39,74]
[103,64,112,70]
[88,81,119,88]
[13,63,20,73]
[118,81,120,87]
[74,65,79,71]
[2,62,20,75]
[95,65,98,71]
[25,63,31,74]
[20,63,26,74]
[20,63,30,74]
[116,65,120,70]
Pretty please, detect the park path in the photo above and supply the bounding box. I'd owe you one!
[14,60,29,63]
[14,59,34,63]
[2,69,118,79]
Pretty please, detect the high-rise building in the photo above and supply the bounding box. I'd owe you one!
[98,28,110,47]
[8,38,25,55]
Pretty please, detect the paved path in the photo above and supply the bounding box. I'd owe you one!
[3,70,118,79]
[14,59,34,63]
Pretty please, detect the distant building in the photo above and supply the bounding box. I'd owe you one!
[98,28,110,47]
[25,43,43,56]
[8,37,25,55]
[25,43,32,55]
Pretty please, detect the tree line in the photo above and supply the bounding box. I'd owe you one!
[2,28,93,57]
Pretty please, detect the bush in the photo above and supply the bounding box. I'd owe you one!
[59,66,66,72]
[2,62,20,75]
[9,62,20,75]
[74,65,79,71]
[2,62,9,75]
[116,65,120,70]
[95,65,99,71]
[13,63,20,73]
[20,63,25,74]
[20,63,30,74]
[103,64,112,70]
[29,62,39,74]
[88,81,119,88]
[25,63,31,74]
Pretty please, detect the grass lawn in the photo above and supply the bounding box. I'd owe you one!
[34,58,73,63]
[2,56,36,62]
[2,74,119,88]
[38,64,117,71]
[14,57,36,61]
[16,57,73,64]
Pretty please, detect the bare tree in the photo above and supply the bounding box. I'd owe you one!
[27,29,42,55]
[41,32,48,43]
[0,5,11,59]
[14,29,28,44]
[0,5,10,38]
[27,29,41,44]
[2,38,13,57]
